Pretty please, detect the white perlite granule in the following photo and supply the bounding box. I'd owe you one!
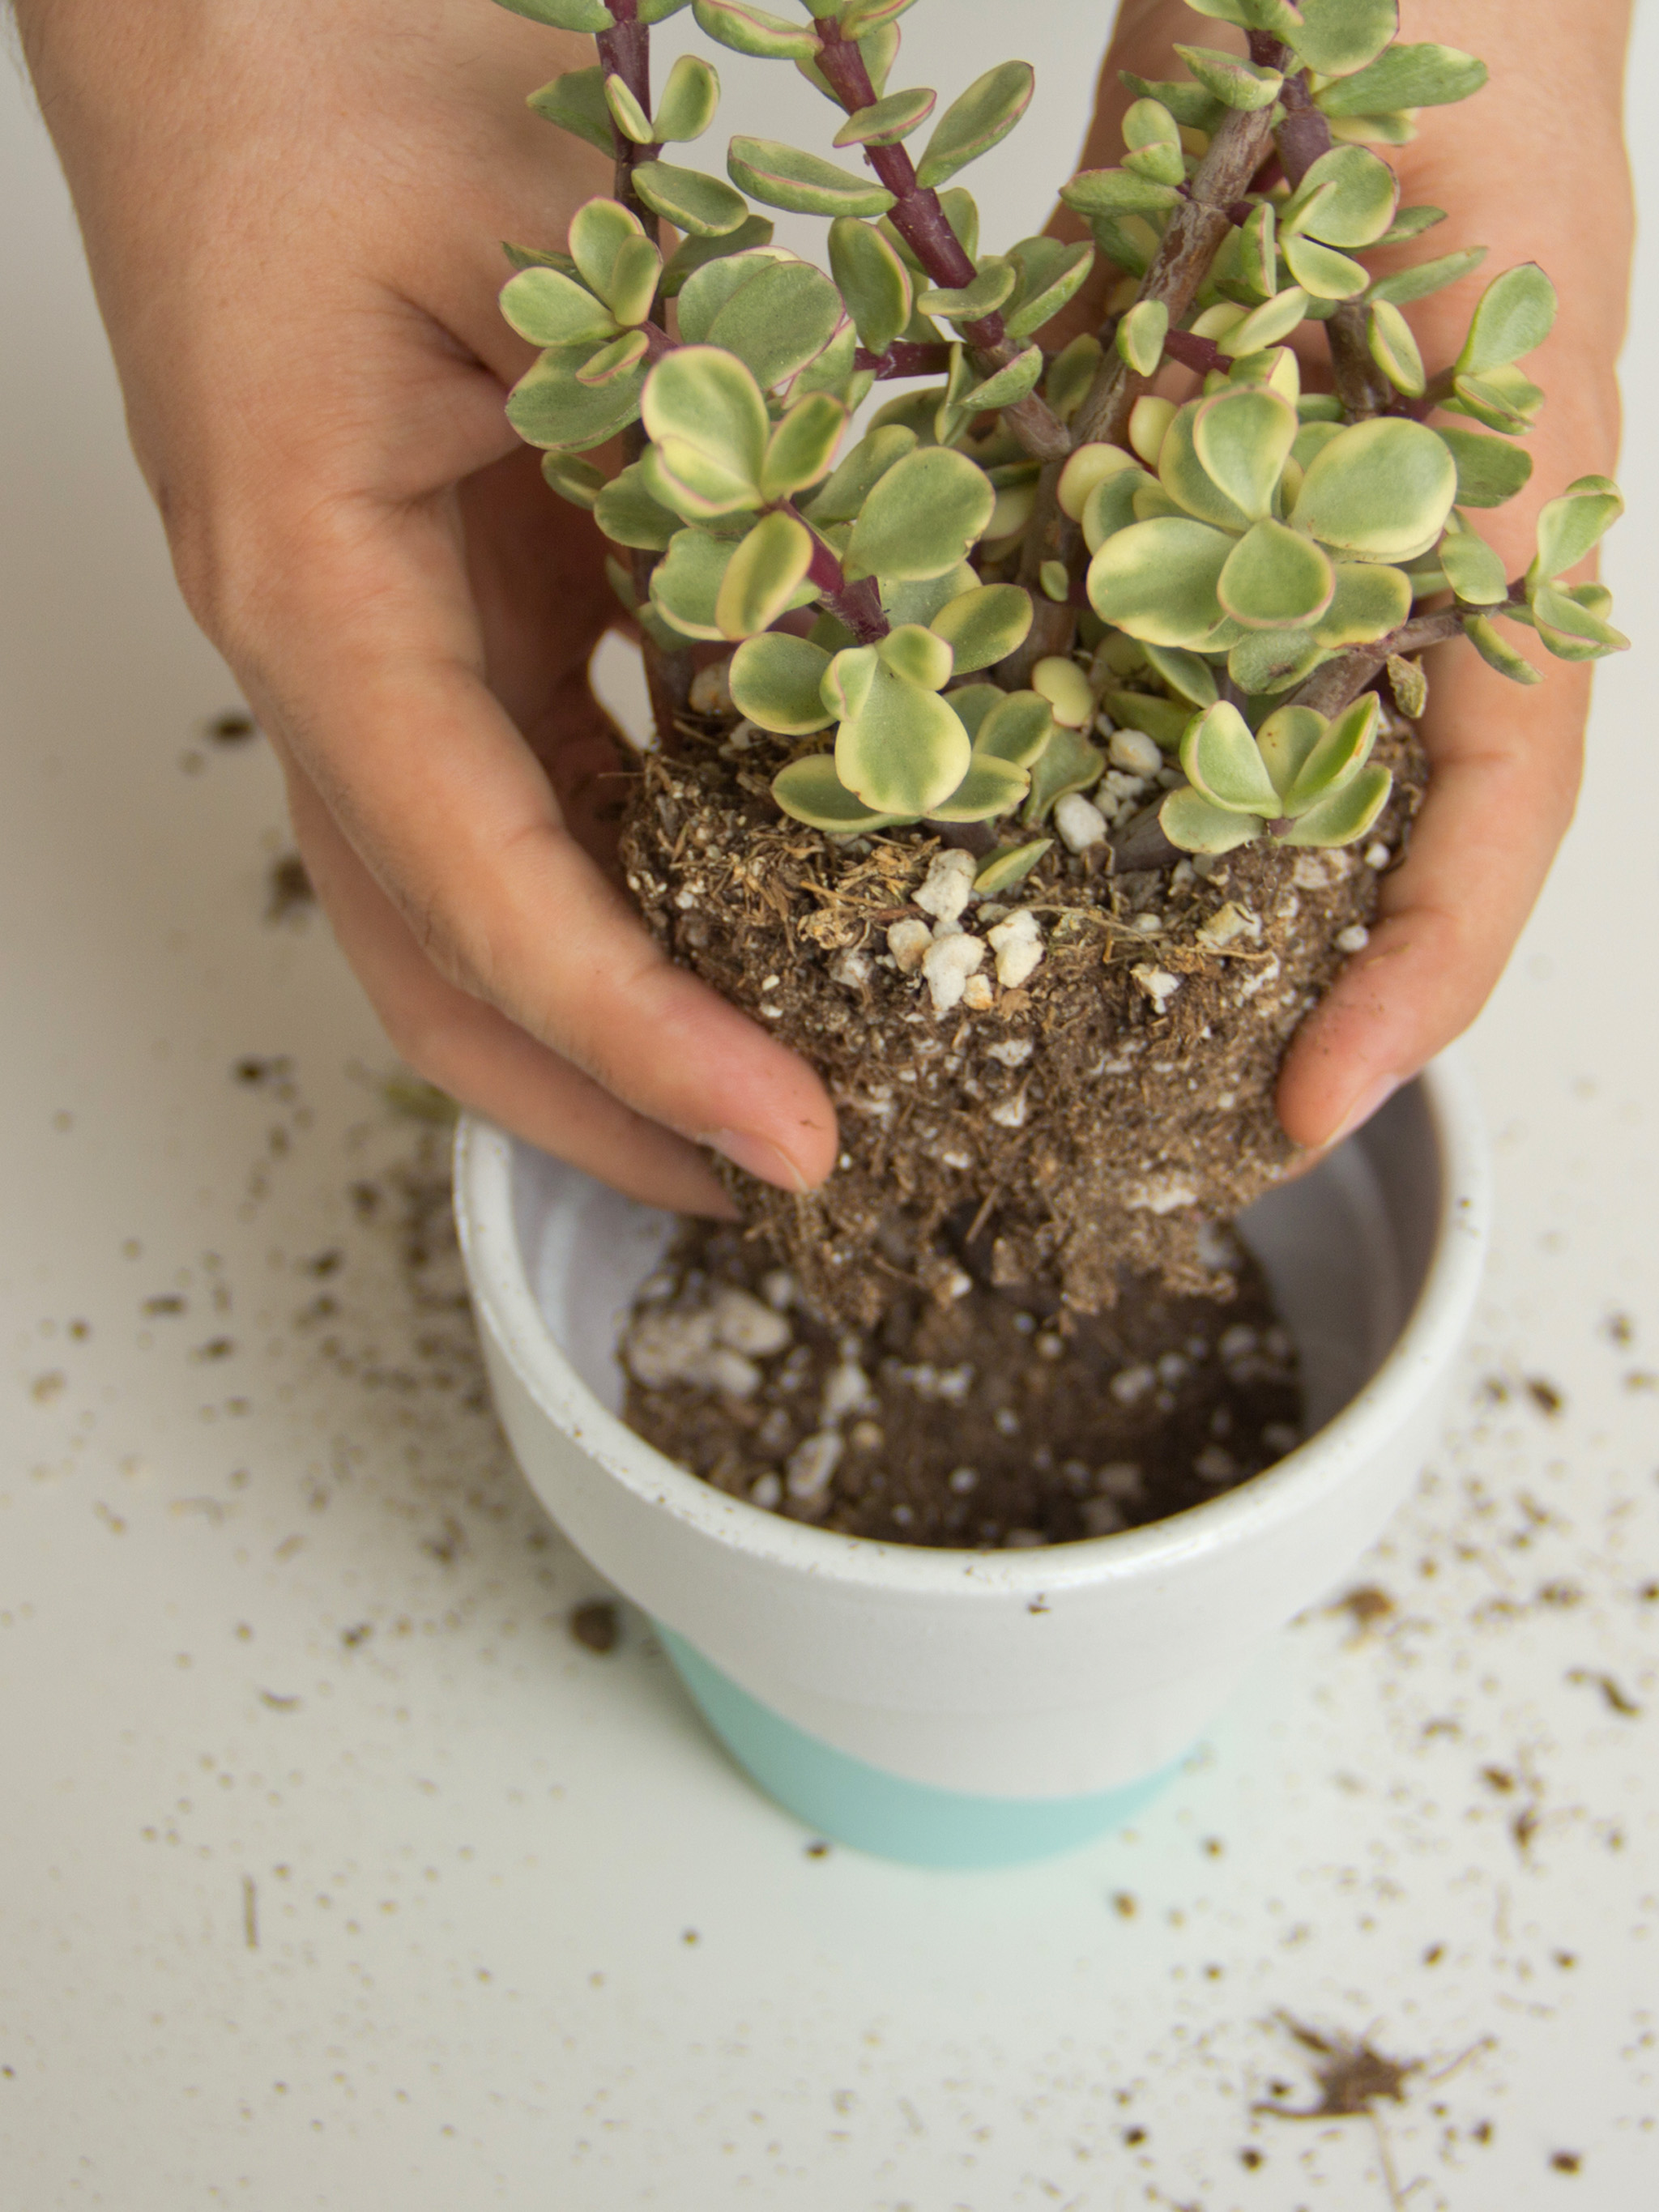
[1196,901,1259,951]
[912,846,978,924]
[961,972,994,1011]
[1335,923,1371,953]
[785,1430,843,1501]
[922,930,987,1013]
[1132,964,1182,1011]
[886,917,932,973]
[1107,727,1163,775]
[986,909,1043,988]
[987,1037,1033,1067]
[707,1285,791,1357]
[1054,790,1108,853]
[829,947,870,987]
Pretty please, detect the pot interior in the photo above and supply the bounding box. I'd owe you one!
[510,1084,1439,1451]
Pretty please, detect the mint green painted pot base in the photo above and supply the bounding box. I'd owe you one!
[659,1628,1174,1869]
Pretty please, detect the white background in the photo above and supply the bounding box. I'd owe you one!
[3,6,1658,2207]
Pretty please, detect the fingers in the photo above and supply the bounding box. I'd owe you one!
[284,761,739,1216]
[1276,641,1587,1150]
[235,481,840,1196]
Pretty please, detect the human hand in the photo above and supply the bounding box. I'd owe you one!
[1064,0,1633,1151]
[16,0,840,1214]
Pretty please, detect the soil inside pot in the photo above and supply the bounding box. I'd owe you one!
[614,698,1423,1547]
[621,1214,1302,1547]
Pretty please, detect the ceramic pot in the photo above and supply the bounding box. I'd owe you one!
[454,1059,1486,1868]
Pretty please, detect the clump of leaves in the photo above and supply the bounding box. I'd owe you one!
[491,0,1626,874]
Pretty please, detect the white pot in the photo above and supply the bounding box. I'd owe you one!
[454,1059,1486,1867]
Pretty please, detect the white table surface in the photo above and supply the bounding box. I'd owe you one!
[4,12,1658,2208]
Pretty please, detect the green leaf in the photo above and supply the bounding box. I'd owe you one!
[1464,612,1542,684]
[1234,202,1277,300]
[1171,45,1283,111]
[970,690,1056,770]
[961,344,1044,413]
[541,454,605,511]
[1531,475,1623,584]
[1086,518,1234,649]
[881,562,978,628]
[1434,424,1533,510]
[1316,40,1486,114]
[761,392,846,501]
[576,328,650,386]
[1116,299,1169,377]
[1160,786,1263,854]
[1059,441,1140,523]
[841,0,919,32]
[1447,368,1542,436]
[692,0,821,59]
[797,19,900,100]
[638,0,697,19]
[495,0,611,29]
[1284,693,1379,813]
[929,583,1033,674]
[633,160,752,239]
[1282,146,1398,249]
[1287,0,1397,76]
[1047,333,1104,421]
[1532,582,1630,660]
[835,664,973,815]
[794,321,863,405]
[1122,96,1185,185]
[527,68,616,157]
[1366,245,1486,309]
[715,511,816,640]
[1367,300,1424,396]
[1255,704,1325,804]
[654,53,722,143]
[1281,761,1392,846]
[1219,518,1336,631]
[603,72,655,147]
[1438,526,1508,605]
[1183,1,1303,35]
[506,343,646,453]
[939,682,1002,742]
[642,344,769,514]
[500,266,616,347]
[659,215,776,299]
[650,528,740,641]
[1032,655,1095,730]
[917,259,1017,323]
[847,447,996,582]
[1141,645,1218,709]
[1087,214,1162,280]
[728,136,893,219]
[501,243,579,276]
[1060,168,1183,218]
[929,755,1030,822]
[1457,262,1557,376]
[833,85,936,149]
[877,622,953,691]
[1117,72,1225,132]
[1291,417,1456,563]
[1100,688,1193,750]
[1022,724,1106,825]
[1282,232,1370,301]
[1226,628,1327,693]
[804,424,916,525]
[975,839,1052,895]
[1220,286,1311,356]
[1004,237,1095,343]
[913,61,1034,189]
[569,199,650,308]
[773,754,911,832]
[703,258,845,386]
[1312,560,1410,645]
[1181,701,1278,816]
[1192,385,1300,522]
[675,247,788,343]
[592,459,681,550]
[730,633,835,733]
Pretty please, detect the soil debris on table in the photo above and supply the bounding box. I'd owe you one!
[621,1216,1303,1549]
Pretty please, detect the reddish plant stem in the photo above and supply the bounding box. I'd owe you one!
[852,340,953,377]
[809,23,1068,462]
[796,516,889,643]
[595,2,691,739]
[1274,72,1392,421]
[1163,326,1224,376]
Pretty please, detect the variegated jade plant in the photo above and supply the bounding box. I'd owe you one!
[494,0,1626,880]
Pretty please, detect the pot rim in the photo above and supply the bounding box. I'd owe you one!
[454,1054,1487,1600]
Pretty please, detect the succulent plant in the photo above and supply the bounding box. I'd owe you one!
[492,0,1627,872]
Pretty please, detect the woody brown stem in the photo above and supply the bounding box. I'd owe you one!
[1274,72,1392,421]
[1288,609,1465,718]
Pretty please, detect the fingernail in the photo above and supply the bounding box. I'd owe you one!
[699,1127,811,1194]
[1320,1073,1402,1153]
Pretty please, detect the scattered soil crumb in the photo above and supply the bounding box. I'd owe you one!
[267,855,315,922]
[1566,1667,1641,1716]
[621,1216,1302,1547]
[207,710,258,744]
[1329,1583,1395,1639]
[1112,1892,1138,1918]
[804,1840,830,1858]
[1239,2146,1264,2169]
[1550,2151,1582,2173]
[1260,2015,1418,2119]
[1525,1376,1564,1416]
[570,1600,620,1654]
[1605,1311,1635,1346]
